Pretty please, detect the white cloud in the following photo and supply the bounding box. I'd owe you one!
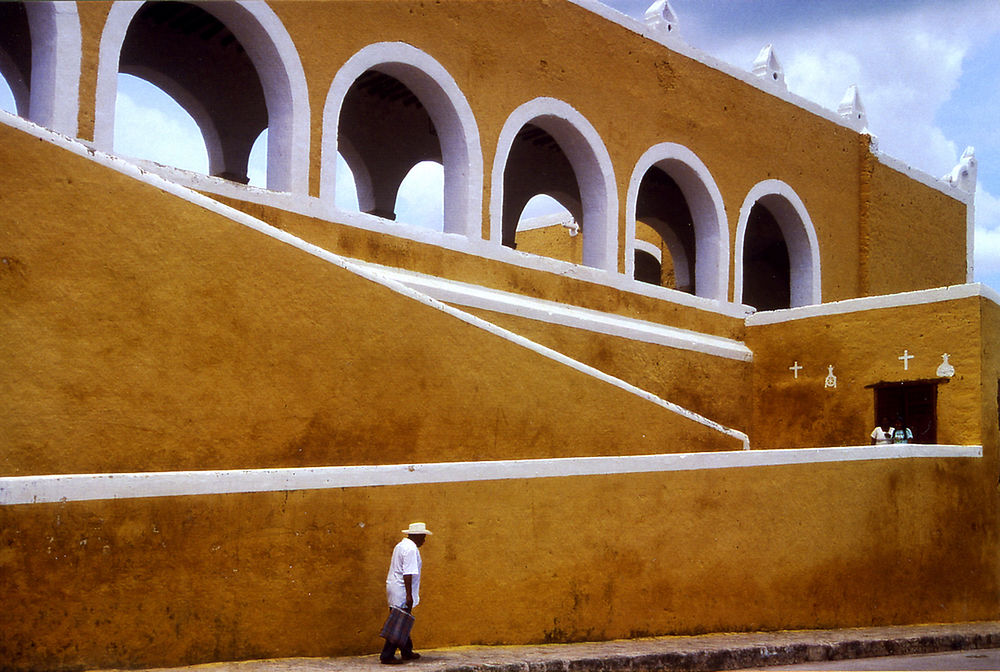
[114,75,208,174]
[974,184,1000,285]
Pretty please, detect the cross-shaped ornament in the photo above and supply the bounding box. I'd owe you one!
[789,361,803,379]
[899,349,914,371]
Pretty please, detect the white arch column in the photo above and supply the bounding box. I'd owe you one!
[22,2,81,136]
[321,42,483,238]
[626,142,729,301]
[491,97,618,272]
[94,0,310,194]
[735,179,822,308]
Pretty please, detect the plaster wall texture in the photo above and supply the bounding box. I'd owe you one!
[214,196,745,340]
[864,160,969,296]
[459,307,751,433]
[3,459,996,671]
[0,1,994,670]
[62,0,969,304]
[0,122,741,479]
[745,298,984,451]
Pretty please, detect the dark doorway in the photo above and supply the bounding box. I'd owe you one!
[743,203,790,311]
[873,382,938,444]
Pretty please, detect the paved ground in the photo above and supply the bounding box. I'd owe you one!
[90,622,1000,672]
[760,648,1000,670]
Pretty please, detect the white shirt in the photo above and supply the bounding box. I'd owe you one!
[385,537,422,608]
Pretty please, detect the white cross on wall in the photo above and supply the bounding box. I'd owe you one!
[899,350,914,370]
[790,361,803,379]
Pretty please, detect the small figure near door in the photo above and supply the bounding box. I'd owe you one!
[870,418,892,445]
[890,417,914,444]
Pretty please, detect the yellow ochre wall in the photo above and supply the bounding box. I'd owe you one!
[1,98,998,672]
[745,298,984,450]
[0,123,739,478]
[4,458,996,670]
[68,0,969,302]
[0,0,994,669]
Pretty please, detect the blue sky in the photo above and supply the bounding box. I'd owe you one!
[1,0,997,292]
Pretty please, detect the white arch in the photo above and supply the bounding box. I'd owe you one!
[22,2,81,135]
[491,97,618,272]
[633,238,662,264]
[321,42,483,238]
[734,179,822,308]
[94,0,310,193]
[626,142,729,301]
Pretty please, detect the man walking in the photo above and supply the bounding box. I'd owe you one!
[380,522,432,664]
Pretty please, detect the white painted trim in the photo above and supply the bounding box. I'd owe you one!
[0,445,981,506]
[735,180,822,308]
[25,2,81,136]
[320,41,483,238]
[746,282,999,326]
[491,97,619,272]
[626,142,729,301]
[3,102,747,321]
[633,238,662,264]
[95,1,310,193]
[354,262,753,361]
[0,109,746,453]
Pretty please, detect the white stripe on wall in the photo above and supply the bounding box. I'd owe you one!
[0,445,981,506]
[356,262,753,361]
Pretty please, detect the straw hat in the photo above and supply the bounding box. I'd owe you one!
[402,522,432,536]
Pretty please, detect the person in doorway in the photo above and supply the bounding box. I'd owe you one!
[890,417,914,444]
[870,418,892,445]
[380,522,432,665]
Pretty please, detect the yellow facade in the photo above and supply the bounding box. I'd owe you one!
[0,2,996,671]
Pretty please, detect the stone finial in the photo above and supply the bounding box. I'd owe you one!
[644,0,679,37]
[837,85,867,130]
[752,45,786,90]
[942,146,977,194]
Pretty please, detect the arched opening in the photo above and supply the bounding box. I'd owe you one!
[634,167,696,294]
[492,99,617,271]
[247,128,267,188]
[742,202,791,311]
[502,123,583,252]
[514,194,580,263]
[0,2,80,134]
[736,181,821,309]
[0,3,30,118]
[114,73,208,174]
[633,243,662,286]
[396,160,444,231]
[335,152,360,211]
[96,1,308,192]
[626,144,728,300]
[322,43,482,237]
[338,70,442,222]
[116,2,266,184]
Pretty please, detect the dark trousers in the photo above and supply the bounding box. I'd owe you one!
[380,635,414,661]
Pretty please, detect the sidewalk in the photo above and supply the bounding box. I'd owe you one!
[99,622,1000,672]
